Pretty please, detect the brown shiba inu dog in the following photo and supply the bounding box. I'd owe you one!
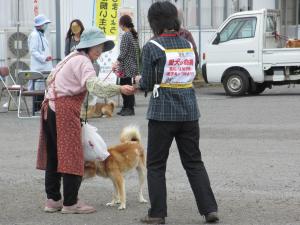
[82,101,116,119]
[84,126,147,210]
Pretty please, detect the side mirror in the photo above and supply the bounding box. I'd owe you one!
[213,32,220,45]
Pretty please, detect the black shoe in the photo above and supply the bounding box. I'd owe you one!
[121,108,135,116]
[205,212,219,223]
[140,215,165,224]
[117,107,125,115]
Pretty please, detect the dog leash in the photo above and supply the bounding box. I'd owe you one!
[273,31,289,41]
[84,92,89,124]
[83,70,113,123]
[102,70,113,82]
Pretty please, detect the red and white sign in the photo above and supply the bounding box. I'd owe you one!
[33,0,39,16]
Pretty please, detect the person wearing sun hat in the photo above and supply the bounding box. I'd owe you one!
[37,27,135,214]
[28,14,53,113]
[28,14,52,74]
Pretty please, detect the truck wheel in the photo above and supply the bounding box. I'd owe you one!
[223,70,249,96]
[248,83,266,95]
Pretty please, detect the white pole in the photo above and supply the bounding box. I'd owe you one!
[199,0,201,66]
[16,0,20,78]
[55,0,61,62]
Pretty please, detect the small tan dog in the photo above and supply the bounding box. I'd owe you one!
[84,126,147,210]
[83,101,115,119]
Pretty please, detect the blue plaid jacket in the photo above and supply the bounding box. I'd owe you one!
[140,34,200,121]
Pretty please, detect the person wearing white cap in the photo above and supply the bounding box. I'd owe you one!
[28,14,53,112]
[37,27,135,214]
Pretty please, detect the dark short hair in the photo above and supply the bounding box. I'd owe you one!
[147,1,180,36]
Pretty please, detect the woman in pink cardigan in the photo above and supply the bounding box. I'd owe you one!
[37,27,134,214]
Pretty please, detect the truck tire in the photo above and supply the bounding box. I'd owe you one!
[248,83,266,95]
[223,70,249,96]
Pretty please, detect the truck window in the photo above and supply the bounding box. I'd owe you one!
[219,17,257,43]
[266,15,276,33]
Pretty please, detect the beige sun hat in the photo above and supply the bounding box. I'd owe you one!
[76,27,115,52]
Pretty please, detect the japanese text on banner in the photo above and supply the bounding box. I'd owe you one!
[95,0,120,36]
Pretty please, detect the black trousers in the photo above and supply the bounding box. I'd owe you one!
[32,81,44,112]
[44,107,82,206]
[147,120,218,218]
[119,77,135,109]
[33,96,44,112]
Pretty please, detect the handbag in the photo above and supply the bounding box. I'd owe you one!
[81,122,109,161]
[81,92,110,161]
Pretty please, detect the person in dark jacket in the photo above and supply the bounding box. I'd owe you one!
[64,19,84,56]
[113,15,139,116]
[135,2,219,224]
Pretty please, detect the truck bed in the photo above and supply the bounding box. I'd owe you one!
[263,48,300,69]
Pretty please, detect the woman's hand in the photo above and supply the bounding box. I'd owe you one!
[46,56,53,61]
[134,75,141,85]
[120,85,135,95]
[112,61,120,72]
[134,75,142,89]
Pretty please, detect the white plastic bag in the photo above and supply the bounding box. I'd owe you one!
[82,123,110,161]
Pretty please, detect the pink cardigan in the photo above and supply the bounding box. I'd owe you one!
[46,53,96,110]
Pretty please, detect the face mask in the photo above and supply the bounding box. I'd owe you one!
[71,23,81,35]
[42,23,48,32]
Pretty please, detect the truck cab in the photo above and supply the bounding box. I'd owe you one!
[202,9,300,96]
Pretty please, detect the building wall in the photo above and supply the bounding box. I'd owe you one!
[1,0,300,69]
[253,0,276,10]
[0,0,56,28]
[0,0,56,67]
[0,0,139,62]
[59,0,94,57]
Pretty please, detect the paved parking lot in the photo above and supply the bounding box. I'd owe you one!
[0,86,300,225]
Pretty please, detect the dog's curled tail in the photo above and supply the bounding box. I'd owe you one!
[108,100,116,110]
[120,125,141,143]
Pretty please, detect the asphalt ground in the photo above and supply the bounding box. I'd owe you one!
[0,85,300,225]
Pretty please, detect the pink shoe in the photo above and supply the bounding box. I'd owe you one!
[61,200,96,214]
[44,199,63,212]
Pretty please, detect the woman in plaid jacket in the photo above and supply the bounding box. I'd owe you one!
[136,1,219,224]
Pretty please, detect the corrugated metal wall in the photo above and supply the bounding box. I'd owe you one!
[0,0,94,61]
[59,0,94,57]
[0,0,55,27]
[0,0,56,66]
[0,0,139,62]
[0,31,5,67]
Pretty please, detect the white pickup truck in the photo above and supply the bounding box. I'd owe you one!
[202,9,300,96]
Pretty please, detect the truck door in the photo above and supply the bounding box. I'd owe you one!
[207,16,261,83]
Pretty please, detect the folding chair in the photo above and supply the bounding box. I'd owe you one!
[17,70,46,118]
[0,66,22,111]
